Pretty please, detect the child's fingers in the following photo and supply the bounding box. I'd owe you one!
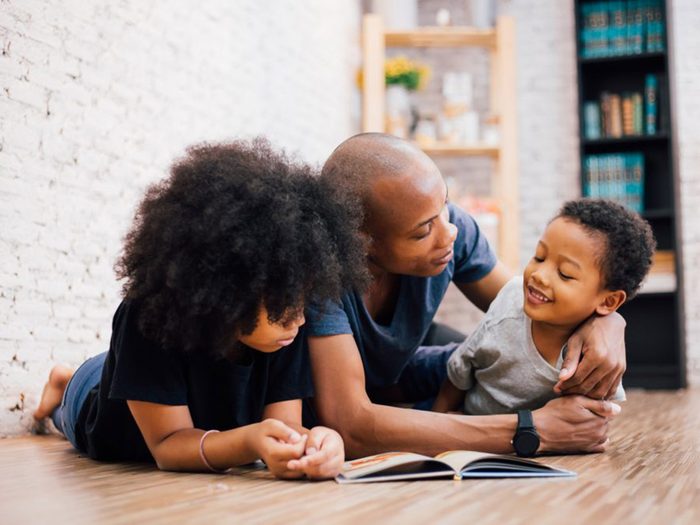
[300,448,329,468]
[268,434,307,462]
[306,430,327,453]
[286,458,304,471]
[261,418,302,444]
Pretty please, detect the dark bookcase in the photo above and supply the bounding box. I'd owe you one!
[575,0,686,388]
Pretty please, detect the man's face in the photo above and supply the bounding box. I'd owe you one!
[365,160,458,277]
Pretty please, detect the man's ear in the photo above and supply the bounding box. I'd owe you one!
[595,290,627,316]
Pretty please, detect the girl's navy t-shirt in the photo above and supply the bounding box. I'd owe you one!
[75,300,313,462]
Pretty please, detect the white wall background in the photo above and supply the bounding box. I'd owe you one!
[0,0,361,435]
[669,0,700,385]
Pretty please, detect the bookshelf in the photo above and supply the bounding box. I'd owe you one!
[575,0,685,388]
[361,14,520,271]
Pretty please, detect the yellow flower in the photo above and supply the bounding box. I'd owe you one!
[356,56,431,91]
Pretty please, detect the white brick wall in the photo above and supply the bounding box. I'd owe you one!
[669,0,700,385]
[1,0,361,435]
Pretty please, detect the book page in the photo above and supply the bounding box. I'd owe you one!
[434,450,495,472]
[340,452,450,480]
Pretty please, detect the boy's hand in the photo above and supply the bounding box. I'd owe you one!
[534,395,621,453]
[555,312,626,399]
[287,426,345,479]
[251,418,307,479]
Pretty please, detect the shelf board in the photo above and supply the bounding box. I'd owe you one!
[385,27,496,48]
[582,133,669,147]
[642,208,674,219]
[638,272,676,295]
[579,51,667,65]
[417,142,500,157]
[623,364,683,389]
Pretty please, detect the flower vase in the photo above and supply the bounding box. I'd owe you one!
[385,84,413,139]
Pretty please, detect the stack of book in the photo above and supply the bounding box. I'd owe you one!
[583,153,645,212]
[640,250,676,294]
[583,74,658,139]
[580,0,665,58]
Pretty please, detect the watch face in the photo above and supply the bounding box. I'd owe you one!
[514,430,539,457]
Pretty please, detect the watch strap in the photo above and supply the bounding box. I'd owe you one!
[517,409,535,430]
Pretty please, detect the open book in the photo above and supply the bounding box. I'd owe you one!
[335,451,576,483]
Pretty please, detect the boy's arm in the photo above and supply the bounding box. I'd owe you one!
[432,379,465,413]
[309,334,620,458]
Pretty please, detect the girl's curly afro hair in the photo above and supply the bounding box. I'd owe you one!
[116,138,369,356]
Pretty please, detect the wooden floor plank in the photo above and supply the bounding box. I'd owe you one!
[1,389,698,525]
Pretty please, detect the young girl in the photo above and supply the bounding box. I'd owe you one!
[33,138,368,479]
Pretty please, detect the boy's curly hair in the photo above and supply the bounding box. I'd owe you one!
[116,138,369,356]
[556,199,656,300]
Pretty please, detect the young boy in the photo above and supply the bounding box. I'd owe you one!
[433,199,656,415]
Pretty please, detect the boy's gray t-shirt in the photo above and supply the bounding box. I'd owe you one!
[447,276,626,415]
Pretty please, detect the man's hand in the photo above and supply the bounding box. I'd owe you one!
[287,426,345,480]
[533,395,621,453]
[555,312,626,399]
[251,419,307,479]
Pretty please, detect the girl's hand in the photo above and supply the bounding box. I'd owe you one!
[250,419,307,479]
[287,426,345,480]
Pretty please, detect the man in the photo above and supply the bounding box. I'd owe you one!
[307,133,625,458]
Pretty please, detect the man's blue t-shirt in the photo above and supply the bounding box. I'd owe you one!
[306,204,497,390]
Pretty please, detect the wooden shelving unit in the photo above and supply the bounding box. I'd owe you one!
[574,0,685,389]
[361,14,520,271]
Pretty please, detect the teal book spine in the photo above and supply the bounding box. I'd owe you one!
[645,74,658,134]
[584,101,602,139]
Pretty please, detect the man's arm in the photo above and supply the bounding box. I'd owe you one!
[309,334,620,458]
[454,261,512,312]
[556,312,627,399]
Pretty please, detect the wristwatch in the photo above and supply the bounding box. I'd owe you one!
[512,409,540,457]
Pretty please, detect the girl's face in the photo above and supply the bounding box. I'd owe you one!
[237,306,306,353]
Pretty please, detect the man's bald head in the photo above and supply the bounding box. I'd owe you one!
[321,133,437,202]
[322,133,455,276]
[322,133,446,240]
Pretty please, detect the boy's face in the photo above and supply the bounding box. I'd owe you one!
[238,306,305,353]
[523,217,612,327]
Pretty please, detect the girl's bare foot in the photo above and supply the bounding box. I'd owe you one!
[33,365,74,420]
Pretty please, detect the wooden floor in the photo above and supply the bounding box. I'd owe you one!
[1,389,699,525]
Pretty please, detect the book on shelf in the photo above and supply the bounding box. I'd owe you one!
[335,451,576,484]
[579,0,665,58]
[583,101,601,139]
[583,152,644,212]
[645,73,658,135]
[584,86,650,139]
[650,250,675,273]
[639,272,676,294]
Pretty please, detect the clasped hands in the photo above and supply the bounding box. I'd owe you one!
[251,419,344,480]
